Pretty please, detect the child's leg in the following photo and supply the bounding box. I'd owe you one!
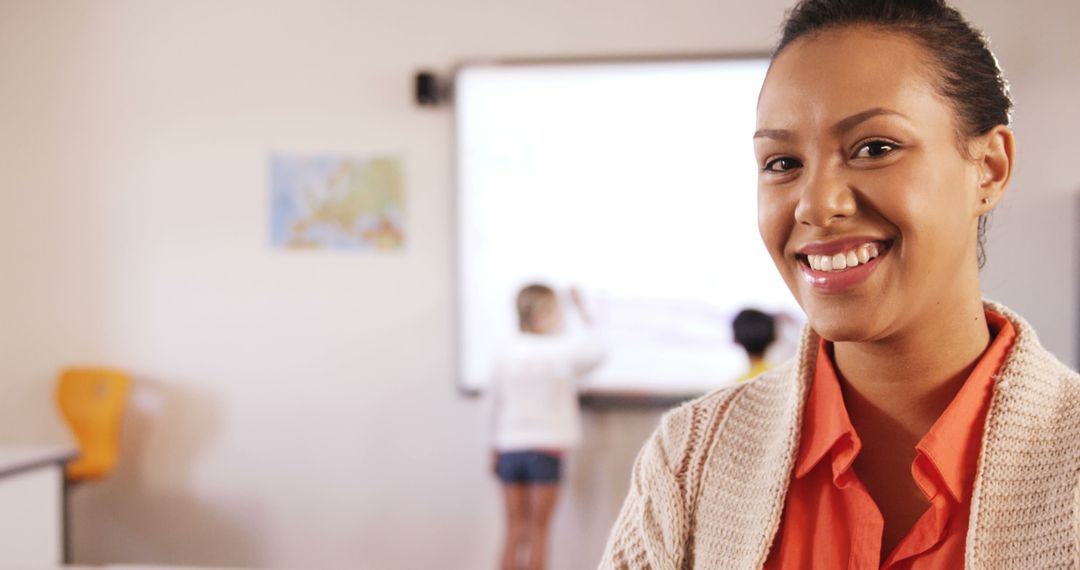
[525,483,559,570]
[502,483,530,570]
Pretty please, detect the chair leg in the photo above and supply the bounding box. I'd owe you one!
[62,476,71,564]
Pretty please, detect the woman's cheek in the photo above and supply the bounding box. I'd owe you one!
[758,193,792,263]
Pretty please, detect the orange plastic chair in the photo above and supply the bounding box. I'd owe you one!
[55,368,131,481]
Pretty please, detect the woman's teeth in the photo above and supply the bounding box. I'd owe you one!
[807,243,881,272]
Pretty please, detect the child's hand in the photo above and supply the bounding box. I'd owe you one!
[568,286,592,324]
[568,286,584,308]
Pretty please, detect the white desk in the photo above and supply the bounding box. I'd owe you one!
[0,444,76,566]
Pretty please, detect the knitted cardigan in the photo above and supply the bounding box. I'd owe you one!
[600,301,1080,569]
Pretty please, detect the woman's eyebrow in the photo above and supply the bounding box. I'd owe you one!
[754,108,909,141]
[753,128,793,141]
[831,107,908,134]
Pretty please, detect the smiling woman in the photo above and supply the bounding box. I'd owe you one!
[600,1,1080,569]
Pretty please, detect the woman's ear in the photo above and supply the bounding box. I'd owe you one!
[976,125,1015,215]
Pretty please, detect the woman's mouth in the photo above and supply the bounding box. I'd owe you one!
[803,241,884,272]
[795,239,892,292]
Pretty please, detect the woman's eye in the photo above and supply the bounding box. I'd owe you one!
[763,157,802,173]
[854,140,897,159]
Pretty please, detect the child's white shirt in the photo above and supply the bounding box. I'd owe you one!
[489,332,605,452]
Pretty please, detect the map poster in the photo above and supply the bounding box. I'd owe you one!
[270,154,405,251]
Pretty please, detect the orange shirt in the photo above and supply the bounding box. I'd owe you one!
[764,311,1016,569]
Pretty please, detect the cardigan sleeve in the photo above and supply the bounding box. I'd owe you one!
[598,407,693,570]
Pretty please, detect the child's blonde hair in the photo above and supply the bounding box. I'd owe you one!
[516,284,557,333]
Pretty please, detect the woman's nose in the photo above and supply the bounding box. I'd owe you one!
[793,165,857,227]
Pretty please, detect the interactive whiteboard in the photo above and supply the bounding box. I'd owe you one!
[455,57,803,395]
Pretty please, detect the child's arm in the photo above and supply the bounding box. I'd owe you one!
[485,358,504,474]
[566,287,607,376]
[569,286,592,326]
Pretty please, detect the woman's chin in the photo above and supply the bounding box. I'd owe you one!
[806,311,886,344]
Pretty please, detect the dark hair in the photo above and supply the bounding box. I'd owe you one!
[774,0,1012,268]
[733,309,777,357]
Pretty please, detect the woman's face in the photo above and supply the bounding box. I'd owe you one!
[755,27,994,342]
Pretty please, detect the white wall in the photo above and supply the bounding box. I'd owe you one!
[0,1,1076,569]
[970,1,1080,364]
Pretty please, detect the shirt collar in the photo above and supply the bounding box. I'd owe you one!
[793,309,1017,498]
[917,310,1016,501]
[793,339,860,483]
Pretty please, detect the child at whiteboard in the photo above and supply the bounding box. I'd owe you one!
[489,284,605,570]
[732,308,777,383]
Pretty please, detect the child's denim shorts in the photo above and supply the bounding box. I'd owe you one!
[496,451,562,484]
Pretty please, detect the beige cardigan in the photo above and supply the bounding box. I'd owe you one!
[600,302,1080,569]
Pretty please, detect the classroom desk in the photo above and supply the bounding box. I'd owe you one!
[0,444,77,566]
